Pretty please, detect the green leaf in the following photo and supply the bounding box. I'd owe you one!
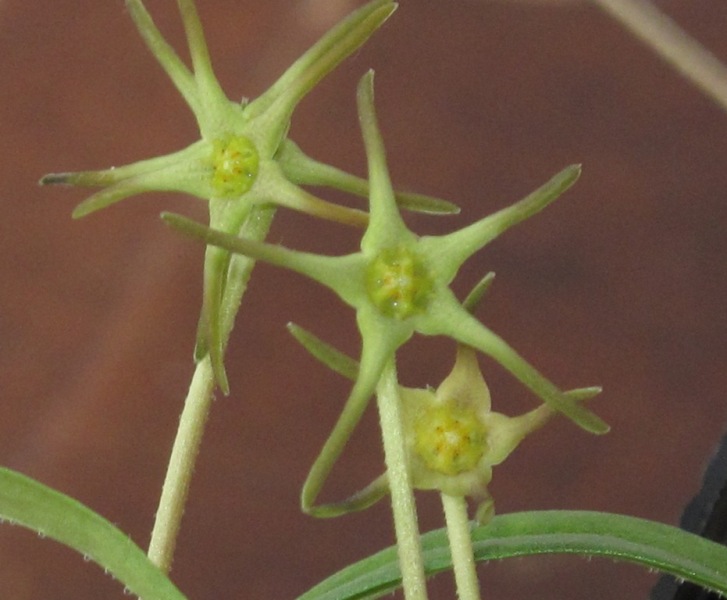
[0,467,186,600]
[297,510,727,600]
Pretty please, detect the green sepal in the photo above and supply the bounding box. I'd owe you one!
[287,322,359,381]
[461,271,496,313]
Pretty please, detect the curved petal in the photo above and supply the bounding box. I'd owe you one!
[301,309,410,516]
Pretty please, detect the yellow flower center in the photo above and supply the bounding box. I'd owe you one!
[413,404,487,476]
[211,135,259,197]
[365,246,433,319]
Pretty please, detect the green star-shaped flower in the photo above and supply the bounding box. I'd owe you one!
[41,0,455,393]
[284,277,600,522]
[163,70,609,515]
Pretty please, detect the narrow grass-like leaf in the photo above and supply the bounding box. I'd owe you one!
[297,510,727,600]
[0,467,186,600]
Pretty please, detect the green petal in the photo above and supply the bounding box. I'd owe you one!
[258,162,368,227]
[424,164,581,282]
[41,141,210,218]
[435,345,491,412]
[356,71,415,252]
[176,0,232,132]
[305,474,390,519]
[484,406,552,466]
[162,212,364,304]
[419,293,609,434]
[126,0,200,116]
[246,0,397,130]
[301,310,410,516]
[276,139,460,216]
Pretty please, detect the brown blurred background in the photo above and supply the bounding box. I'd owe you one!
[1,1,726,598]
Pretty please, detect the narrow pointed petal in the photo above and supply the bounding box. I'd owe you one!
[426,165,581,280]
[43,140,208,187]
[126,0,200,115]
[488,385,603,467]
[287,323,359,381]
[70,166,204,218]
[43,141,211,218]
[247,0,396,128]
[306,474,389,519]
[161,212,362,301]
[356,71,414,251]
[40,170,119,188]
[485,405,552,466]
[301,310,410,515]
[419,295,609,434]
[436,345,492,412]
[71,180,151,219]
[41,168,152,218]
[262,163,368,228]
[276,139,460,215]
[177,0,236,134]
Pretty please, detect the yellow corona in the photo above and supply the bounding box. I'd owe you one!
[365,246,434,319]
[211,135,259,197]
[413,403,488,477]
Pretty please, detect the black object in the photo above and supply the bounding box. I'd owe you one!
[651,432,727,600]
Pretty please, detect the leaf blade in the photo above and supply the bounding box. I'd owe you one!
[0,467,186,600]
[297,510,727,600]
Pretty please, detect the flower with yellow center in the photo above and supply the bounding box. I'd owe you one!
[163,71,608,517]
[283,276,601,523]
[41,0,455,394]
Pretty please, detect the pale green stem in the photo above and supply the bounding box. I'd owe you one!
[147,356,216,572]
[375,360,428,600]
[593,0,727,113]
[441,494,481,600]
[147,207,275,572]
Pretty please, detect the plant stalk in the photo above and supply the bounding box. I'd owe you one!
[441,493,482,600]
[147,356,216,572]
[375,360,428,600]
[594,0,727,113]
[147,207,275,572]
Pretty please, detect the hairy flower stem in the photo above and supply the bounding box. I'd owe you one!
[442,494,481,600]
[594,0,727,113]
[376,360,428,600]
[148,356,216,571]
[147,207,275,571]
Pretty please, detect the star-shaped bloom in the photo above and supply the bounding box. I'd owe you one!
[286,302,600,522]
[399,342,599,524]
[41,0,455,393]
[283,277,601,521]
[163,70,609,514]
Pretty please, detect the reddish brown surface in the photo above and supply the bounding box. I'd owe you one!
[1,1,727,599]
